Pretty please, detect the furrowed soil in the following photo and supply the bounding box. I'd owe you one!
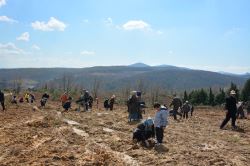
[0,102,249,166]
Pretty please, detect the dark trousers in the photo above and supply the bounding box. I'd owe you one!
[191,110,193,116]
[220,112,236,128]
[155,127,164,143]
[110,103,114,110]
[173,108,182,120]
[183,111,188,119]
[0,101,5,110]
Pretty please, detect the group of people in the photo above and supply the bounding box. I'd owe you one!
[104,95,116,111]
[169,95,194,120]
[9,92,36,105]
[133,103,168,147]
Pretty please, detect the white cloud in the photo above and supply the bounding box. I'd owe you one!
[16,32,30,41]
[80,50,95,55]
[31,17,67,31]
[0,16,18,23]
[32,44,40,50]
[122,20,150,31]
[0,0,6,7]
[0,42,25,55]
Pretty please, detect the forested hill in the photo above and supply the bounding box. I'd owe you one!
[0,65,248,91]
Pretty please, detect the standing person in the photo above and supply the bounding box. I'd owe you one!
[220,90,238,130]
[29,93,35,103]
[104,98,109,110]
[0,90,5,111]
[127,91,140,122]
[24,93,29,103]
[88,95,93,110]
[246,99,250,116]
[190,104,194,116]
[83,90,90,111]
[40,92,50,108]
[60,92,68,106]
[182,101,191,119]
[109,95,115,111]
[169,94,183,120]
[236,102,245,119]
[76,89,90,112]
[154,103,168,145]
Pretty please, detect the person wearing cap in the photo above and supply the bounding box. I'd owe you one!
[182,101,191,119]
[0,90,5,111]
[133,117,155,147]
[154,103,169,145]
[220,90,238,130]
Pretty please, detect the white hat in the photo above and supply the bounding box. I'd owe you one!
[230,90,236,95]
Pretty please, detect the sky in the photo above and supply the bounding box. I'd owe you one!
[0,0,250,74]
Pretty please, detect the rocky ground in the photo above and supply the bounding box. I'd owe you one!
[0,101,249,166]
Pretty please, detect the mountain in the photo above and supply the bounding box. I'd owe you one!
[128,63,151,68]
[219,71,250,79]
[0,65,248,91]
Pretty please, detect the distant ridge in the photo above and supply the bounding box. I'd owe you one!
[128,63,150,67]
[0,65,248,91]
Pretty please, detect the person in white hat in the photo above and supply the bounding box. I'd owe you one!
[220,90,237,130]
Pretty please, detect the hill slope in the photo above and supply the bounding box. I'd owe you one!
[0,66,248,91]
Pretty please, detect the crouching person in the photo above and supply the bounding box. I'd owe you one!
[133,118,155,147]
[63,97,72,112]
[154,103,169,146]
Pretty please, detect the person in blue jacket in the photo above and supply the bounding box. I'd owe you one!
[154,102,169,145]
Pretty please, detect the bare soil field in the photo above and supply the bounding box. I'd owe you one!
[0,101,249,166]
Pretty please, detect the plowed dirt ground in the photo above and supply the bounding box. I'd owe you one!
[0,101,249,166]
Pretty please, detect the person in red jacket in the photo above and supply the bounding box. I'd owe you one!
[60,92,68,106]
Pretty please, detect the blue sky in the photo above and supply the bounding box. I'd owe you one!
[0,0,249,73]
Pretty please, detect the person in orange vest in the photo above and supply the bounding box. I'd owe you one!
[60,92,68,106]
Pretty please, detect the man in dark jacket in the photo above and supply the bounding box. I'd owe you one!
[127,91,140,122]
[133,118,155,147]
[104,98,110,110]
[0,90,5,111]
[220,90,237,129]
[40,92,50,107]
[182,101,190,119]
[169,95,182,120]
